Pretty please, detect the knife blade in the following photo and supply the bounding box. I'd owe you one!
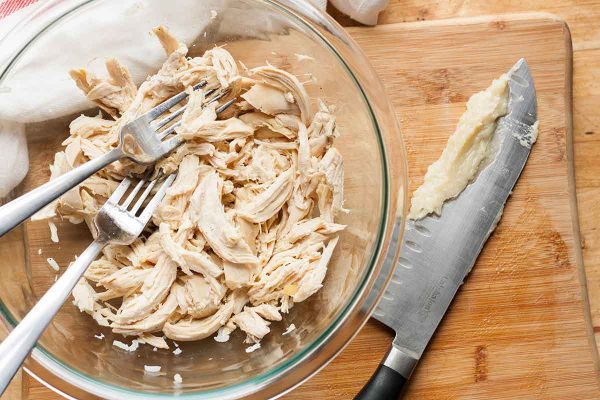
[356,58,537,400]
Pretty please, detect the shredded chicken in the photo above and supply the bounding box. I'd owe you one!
[70,58,137,118]
[137,333,170,349]
[40,26,346,347]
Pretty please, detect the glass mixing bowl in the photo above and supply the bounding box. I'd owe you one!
[0,0,407,398]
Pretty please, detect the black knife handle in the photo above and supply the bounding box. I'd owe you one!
[355,345,418,400]
[355,363,407,400]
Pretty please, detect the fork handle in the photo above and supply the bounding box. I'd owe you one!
[0,239,105,396]
[0,148,123,237]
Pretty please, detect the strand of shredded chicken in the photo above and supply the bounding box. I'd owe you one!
[37,26,346,347]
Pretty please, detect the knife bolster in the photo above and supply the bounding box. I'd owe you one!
[383,345,419,379]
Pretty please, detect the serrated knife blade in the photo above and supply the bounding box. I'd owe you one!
[356,58,537,400]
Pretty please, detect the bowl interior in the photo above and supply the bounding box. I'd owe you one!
[0,0,387,396]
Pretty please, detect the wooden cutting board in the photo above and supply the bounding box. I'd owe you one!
[284,12,600,400]
[15,13,600,400]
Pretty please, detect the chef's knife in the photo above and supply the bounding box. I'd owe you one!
[356,58,537,400]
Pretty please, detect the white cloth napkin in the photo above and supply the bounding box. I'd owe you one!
[0,0,388,197]
[330,0,389,25]
[310,0,389,25]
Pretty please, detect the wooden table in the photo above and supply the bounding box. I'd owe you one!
[7,1,600,399]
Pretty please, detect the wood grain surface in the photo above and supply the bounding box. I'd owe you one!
[373,0,600,360]
[8,6,600,400]
[284,13,600,399]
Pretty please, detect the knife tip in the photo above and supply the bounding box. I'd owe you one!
[510,58,529,75]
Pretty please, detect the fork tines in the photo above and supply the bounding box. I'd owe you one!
[108,173,176,223]
[150,83,232,129]
[154,86,234,141]
[145,80,207,122]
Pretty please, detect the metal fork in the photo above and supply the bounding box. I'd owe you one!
[0,82,234,237]
[0,173,176,395]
